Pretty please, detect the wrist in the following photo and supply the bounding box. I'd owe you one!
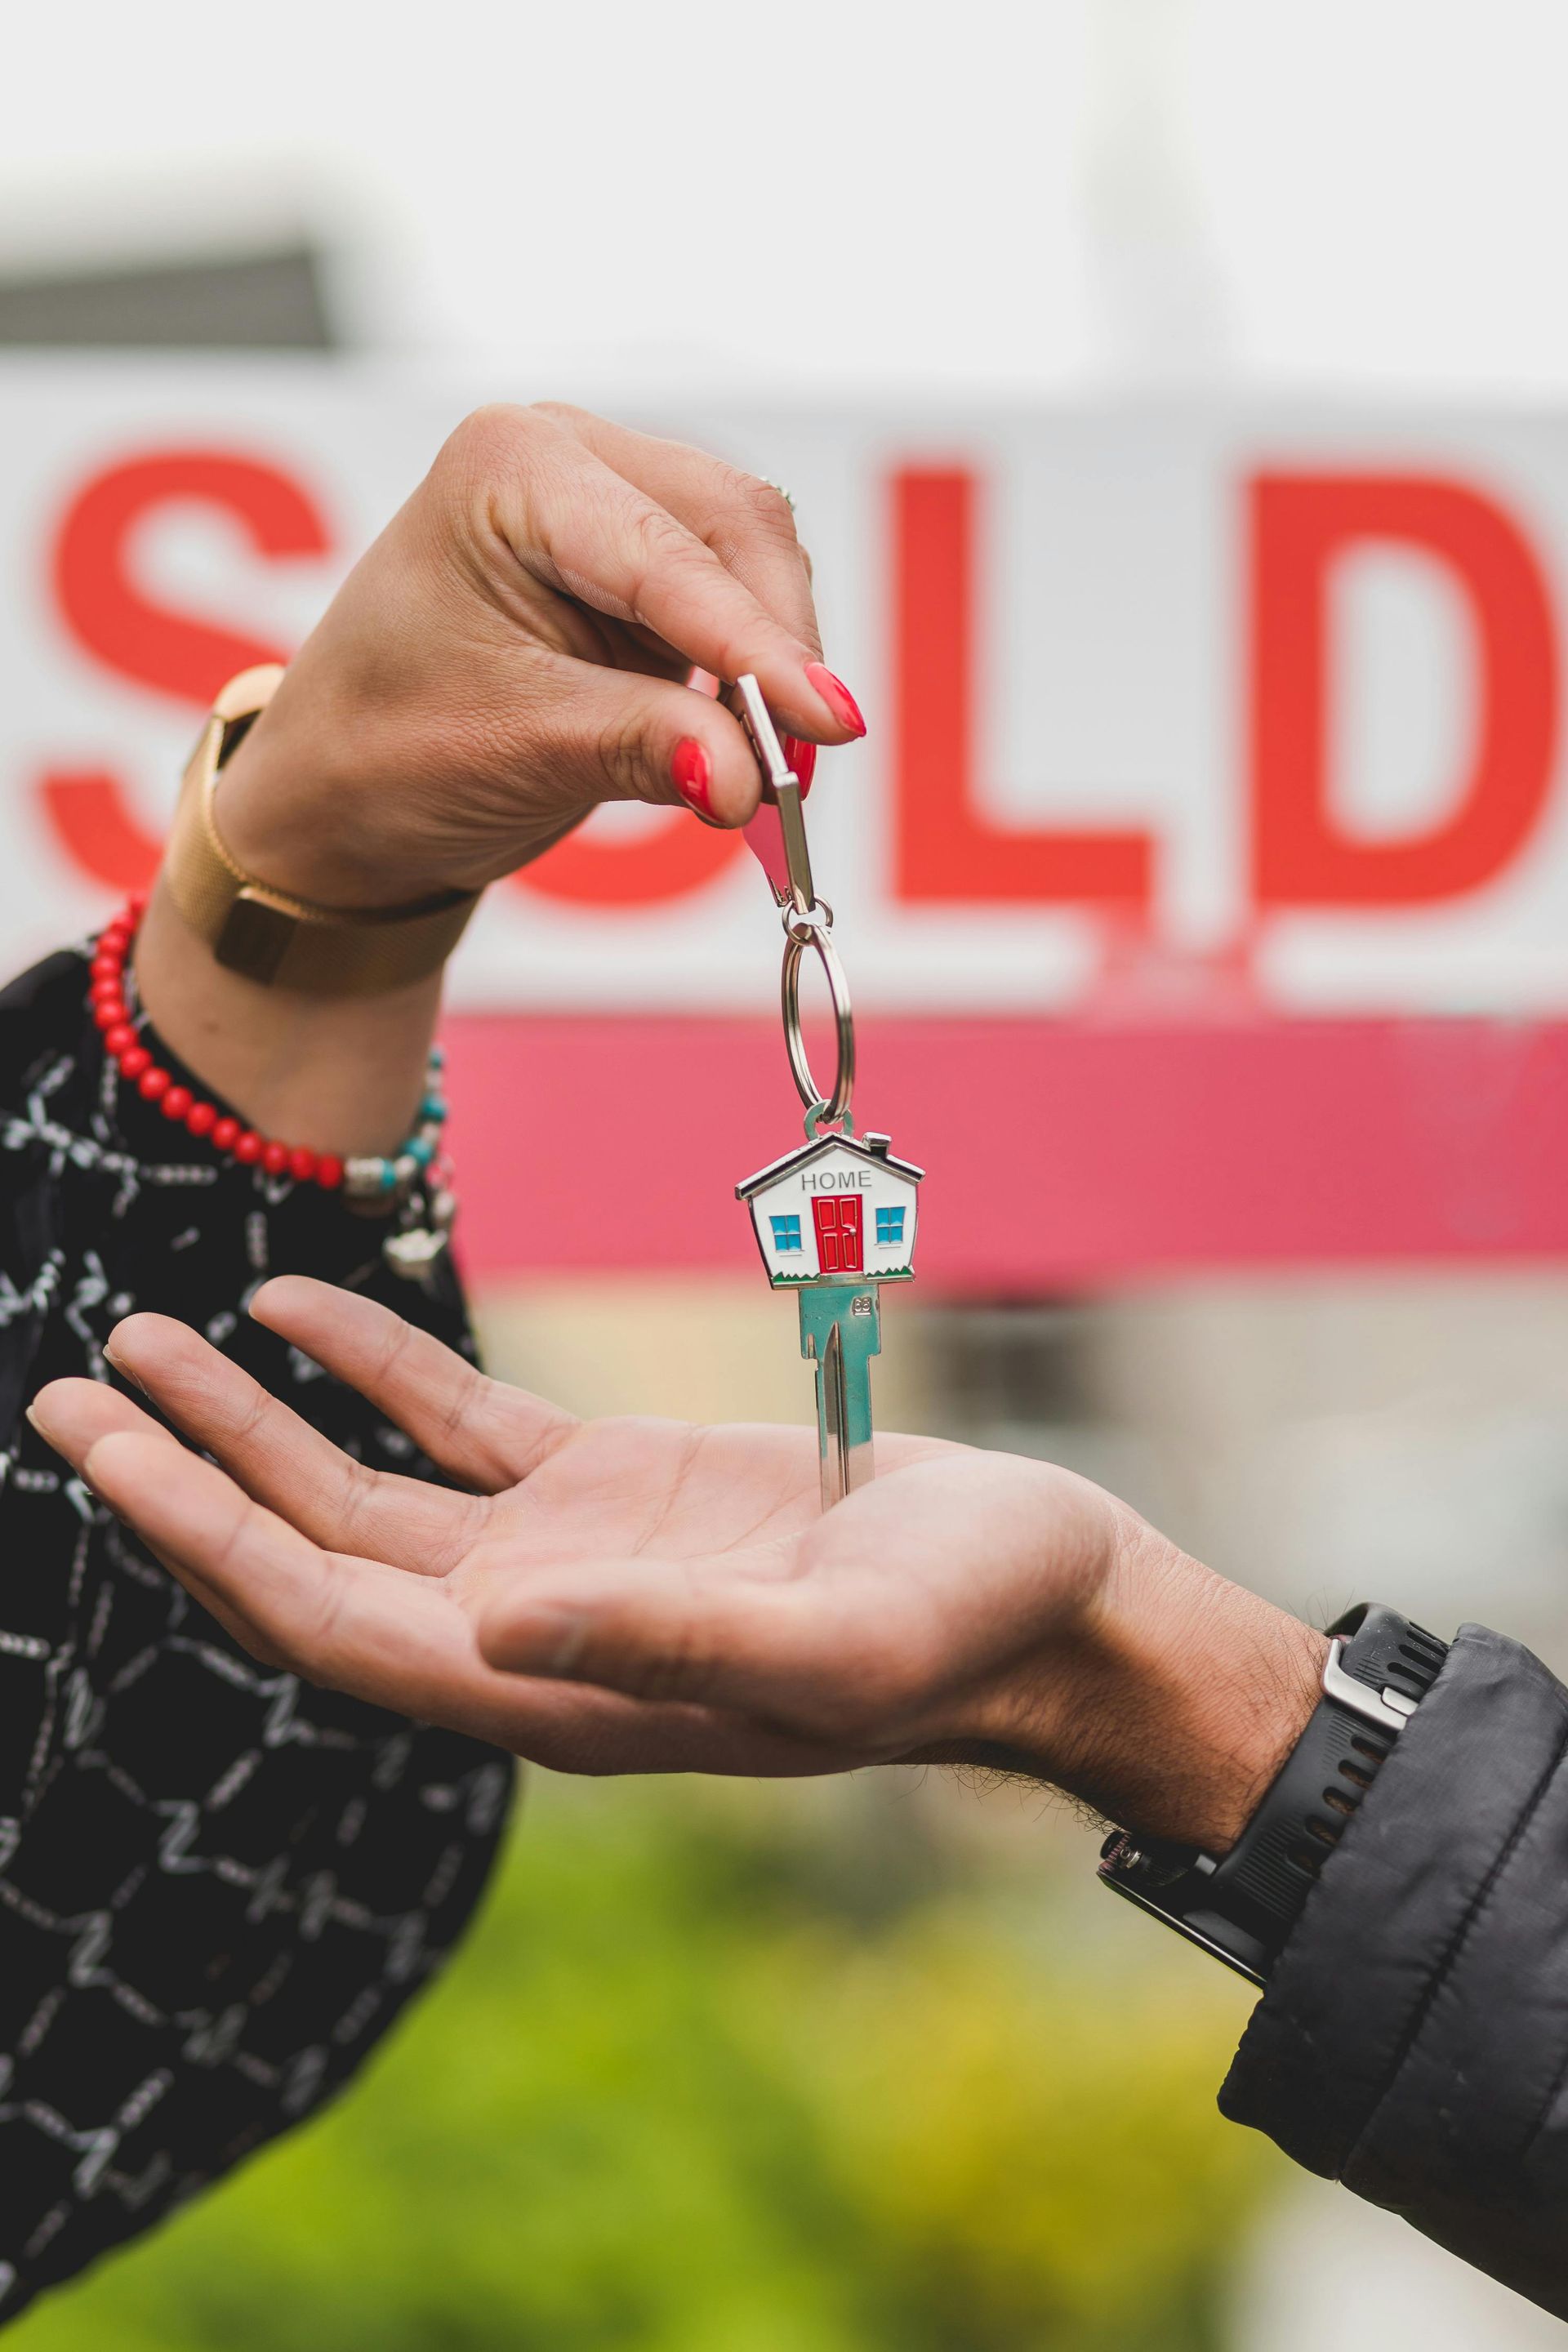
[214,656,544,909]
[132,880,440,1159]
[951,1519,1326,1853]
[214,683,425,911]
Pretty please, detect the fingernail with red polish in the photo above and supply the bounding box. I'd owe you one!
[783,737,818,799]
[804,663,866,738]
[672,737,719,823]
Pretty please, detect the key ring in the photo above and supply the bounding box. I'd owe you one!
[728,672,856,1130]
[782,905,855,1129]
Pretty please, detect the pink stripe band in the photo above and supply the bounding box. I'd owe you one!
[443,1015,1568,1287]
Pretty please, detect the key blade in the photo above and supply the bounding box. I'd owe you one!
[837,1322,875,1499]
[820,1318,849,1510]
[799,1281,880,1512]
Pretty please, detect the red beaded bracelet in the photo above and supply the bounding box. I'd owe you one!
[89,897,345,1190]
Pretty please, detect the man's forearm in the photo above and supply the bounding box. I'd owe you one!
[919,1521,1327,1854]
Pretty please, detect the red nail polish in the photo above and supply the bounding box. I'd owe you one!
[782,737,818,798]
[804,662,866,738]
[672,737,715,820]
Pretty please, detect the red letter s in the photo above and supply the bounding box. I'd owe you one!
[39,450,332,893]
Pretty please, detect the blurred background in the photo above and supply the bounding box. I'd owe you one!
[7,1,1568,2343]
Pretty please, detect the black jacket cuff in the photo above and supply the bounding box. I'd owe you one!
[1219,1621,1568,2317]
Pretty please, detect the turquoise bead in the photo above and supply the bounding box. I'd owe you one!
[429,1045,447,1068]
[408,1138,434,1167]
[377,1163,398,1192]
[420,1095,448,1124]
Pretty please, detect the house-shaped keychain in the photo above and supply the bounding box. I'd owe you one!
[737,1129,923,1289]
[737,1125,924,1504]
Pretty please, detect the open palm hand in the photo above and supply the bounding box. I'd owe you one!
[29,1277,1120,1783]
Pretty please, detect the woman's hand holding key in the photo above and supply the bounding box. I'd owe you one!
[207,402,861,909]
[29,1280,1322,1852]
[132,401,862,1160]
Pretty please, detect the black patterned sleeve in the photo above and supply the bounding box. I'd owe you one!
[0,943,511,2321]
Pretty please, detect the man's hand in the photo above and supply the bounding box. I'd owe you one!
[29,1279,1323,1848]
[27,1289,1325,1834]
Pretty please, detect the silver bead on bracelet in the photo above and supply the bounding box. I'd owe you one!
[343,1045,459,1281]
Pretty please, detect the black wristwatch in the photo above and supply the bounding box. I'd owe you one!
[1098,1603,1450,1986]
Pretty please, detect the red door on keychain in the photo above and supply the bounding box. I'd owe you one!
[812,1195,864,1276]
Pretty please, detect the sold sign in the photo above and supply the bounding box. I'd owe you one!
[12,385,1568,1020]
[892,461,1561,936]
[11,378,1568,1276]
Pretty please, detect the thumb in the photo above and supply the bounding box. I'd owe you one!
[535,662,769,830]
[470,1557,934,1748]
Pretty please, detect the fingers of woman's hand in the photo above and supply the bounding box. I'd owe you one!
[465,408,863,748]
[527,661,771,828]
[94,1311,487,1574]
[247,1276,577,1492]
[532,406,822,666]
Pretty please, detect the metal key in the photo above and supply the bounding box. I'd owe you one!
[738,1125,922,1507]
[728,674,924,1509]
[799,1280,879,1503]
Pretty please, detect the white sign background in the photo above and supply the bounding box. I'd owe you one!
[7,362,1568,1017]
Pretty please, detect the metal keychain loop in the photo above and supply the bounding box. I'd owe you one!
[781,905,855,1129]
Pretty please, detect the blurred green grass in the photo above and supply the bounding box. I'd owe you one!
[13,1772,1280,2351]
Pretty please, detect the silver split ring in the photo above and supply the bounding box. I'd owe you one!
[781,907,854,1128]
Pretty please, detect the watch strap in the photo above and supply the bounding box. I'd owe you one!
[163,666,480,997]
[1099,1603,1449,1985]
[1220,1603,1446,1934]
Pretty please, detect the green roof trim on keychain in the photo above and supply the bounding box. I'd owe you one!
[729,675,924,1512]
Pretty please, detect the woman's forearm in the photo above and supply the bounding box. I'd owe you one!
[131,880,440,1160]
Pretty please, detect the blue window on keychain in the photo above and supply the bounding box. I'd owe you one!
[875,1207,906,1247]
[770,1214,803,1253]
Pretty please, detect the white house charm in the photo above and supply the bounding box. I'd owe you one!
[737,1130,923,1289]
[737,1129,924,1509]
